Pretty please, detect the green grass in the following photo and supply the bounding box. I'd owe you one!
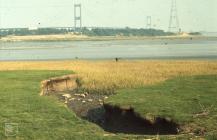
[0,70,160,140]
[106,75,217,136]
[0,71,216,139]
[0,71,119,140]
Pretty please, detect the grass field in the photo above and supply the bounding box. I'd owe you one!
[0,70,195,140]
[0,71,118,140]
[105,75,217,137]
[0,60,217,139]
[0,71,216,139]
[1,60,217,90]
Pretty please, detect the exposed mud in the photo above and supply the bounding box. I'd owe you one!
[102,104,179,135]
[53,90,179,135]
[54,90,107,121]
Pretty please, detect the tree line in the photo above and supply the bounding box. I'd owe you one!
[82,27,174,36]
[0,27,175,37]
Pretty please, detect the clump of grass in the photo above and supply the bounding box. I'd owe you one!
[85,87,116,95]
[206,133,217,140]
[75,77,83,88]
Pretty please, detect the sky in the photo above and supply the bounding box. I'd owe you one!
[0,0,217,32]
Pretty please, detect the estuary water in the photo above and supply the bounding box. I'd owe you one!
[0,39,217,60]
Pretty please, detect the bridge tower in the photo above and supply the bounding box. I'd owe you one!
[74,4,82,32]
[146,16,152,29]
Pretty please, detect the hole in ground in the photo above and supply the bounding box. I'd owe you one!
[84,104,179,135]
[54,91,179,135]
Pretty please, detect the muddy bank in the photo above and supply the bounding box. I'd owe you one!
[39,75,179,135]
[1,34,215,42]
[52,90,179,135]
[55,90,107,123]
[103,104,179,135]
[40,74,78,96]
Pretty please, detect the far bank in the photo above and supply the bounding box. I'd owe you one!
[1,34,216,42]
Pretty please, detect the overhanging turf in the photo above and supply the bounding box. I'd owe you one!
[105,75,217,134]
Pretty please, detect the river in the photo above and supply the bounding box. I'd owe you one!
[0,38,217,60]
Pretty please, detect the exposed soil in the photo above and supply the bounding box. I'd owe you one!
[52,90,179,135]
[103,104,179,135]
[54,90,106,123]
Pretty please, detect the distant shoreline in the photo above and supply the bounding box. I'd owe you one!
[1,34,216,42]
[1,55,217,62]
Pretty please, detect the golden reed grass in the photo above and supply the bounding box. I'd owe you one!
[0,60,217,89]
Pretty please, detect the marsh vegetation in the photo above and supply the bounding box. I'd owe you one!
[0,61,217,139]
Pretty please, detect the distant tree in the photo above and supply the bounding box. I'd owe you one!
[189,32,201,36]
[0,27,175,37]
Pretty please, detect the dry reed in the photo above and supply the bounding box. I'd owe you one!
[0,60,217,89]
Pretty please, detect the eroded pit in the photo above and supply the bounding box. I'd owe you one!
[101,104,179,135]
[54,91,179,135]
